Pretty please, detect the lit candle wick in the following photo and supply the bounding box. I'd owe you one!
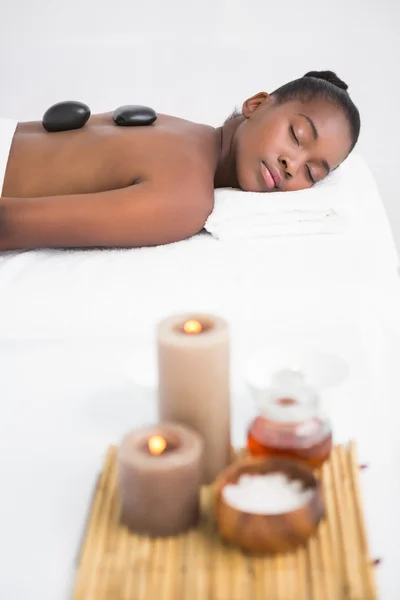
[183,320,203,334]
[277,398,297,407]
[148,435,167,456]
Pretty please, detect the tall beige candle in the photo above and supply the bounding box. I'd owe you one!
[157,313,231,484]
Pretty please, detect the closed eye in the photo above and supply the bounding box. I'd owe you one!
[290,125,299,145]
[306,165,315,185]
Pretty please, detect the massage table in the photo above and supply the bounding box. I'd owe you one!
[0,158,400,599]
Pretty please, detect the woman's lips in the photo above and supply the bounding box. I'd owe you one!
[261,161,282,190]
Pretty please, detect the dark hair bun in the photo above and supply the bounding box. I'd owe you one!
[303,70,349,92]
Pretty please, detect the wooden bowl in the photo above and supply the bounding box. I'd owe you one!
[214,456,324,554]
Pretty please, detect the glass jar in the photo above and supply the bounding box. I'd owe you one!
[247,369,332,468]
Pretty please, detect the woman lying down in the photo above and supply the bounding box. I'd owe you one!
[0,70,360,252]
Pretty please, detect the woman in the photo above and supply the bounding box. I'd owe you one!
[0,70,360,251]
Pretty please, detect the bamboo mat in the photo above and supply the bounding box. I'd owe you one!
[72,442,377,600]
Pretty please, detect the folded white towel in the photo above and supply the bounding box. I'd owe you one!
[210,208,343,241]
[204,153,368,241]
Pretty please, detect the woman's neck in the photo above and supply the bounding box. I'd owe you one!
[213,115,245,188]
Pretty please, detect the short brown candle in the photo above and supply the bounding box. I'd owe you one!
[157,313,231,484]
[117,423,204,537]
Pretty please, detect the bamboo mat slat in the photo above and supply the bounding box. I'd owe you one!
[72,443,377,600]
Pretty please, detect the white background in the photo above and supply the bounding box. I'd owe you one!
[0,0,399,247]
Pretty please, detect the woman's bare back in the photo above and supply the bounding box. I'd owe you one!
[3,113,217,198]
[0,113,219,251]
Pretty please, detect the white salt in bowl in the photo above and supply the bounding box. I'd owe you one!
[214,457,324,554]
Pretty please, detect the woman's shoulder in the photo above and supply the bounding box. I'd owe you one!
[153,113,216,151]
[131,113,217,185]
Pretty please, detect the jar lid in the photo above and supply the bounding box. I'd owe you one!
[259,369,320,423]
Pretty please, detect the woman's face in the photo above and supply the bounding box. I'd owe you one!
[234,93,352,192]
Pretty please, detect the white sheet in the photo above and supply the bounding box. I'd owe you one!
[0,227,397,342]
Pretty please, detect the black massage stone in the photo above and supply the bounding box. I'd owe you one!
[42,101,91,132]
[113,105,157,127]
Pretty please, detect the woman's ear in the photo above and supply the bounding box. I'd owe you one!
[242,92,271,118]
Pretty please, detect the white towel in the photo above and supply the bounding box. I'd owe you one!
[0,118,17,195]
[206,197,344,241]
[204,153,376,241]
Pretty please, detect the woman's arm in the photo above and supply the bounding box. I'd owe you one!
[0,181,211,251]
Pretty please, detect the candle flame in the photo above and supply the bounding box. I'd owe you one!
[183,319,203,334]
[148,435,167,456]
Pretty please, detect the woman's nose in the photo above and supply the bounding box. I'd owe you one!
[279,155,301,179]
